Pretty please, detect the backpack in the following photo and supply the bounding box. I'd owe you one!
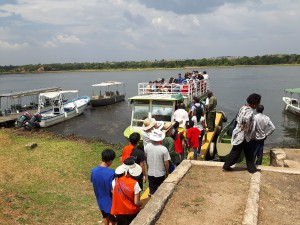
[194,104,204,122]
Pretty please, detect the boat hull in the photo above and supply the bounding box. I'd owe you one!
[39,96,90,127]
[90,95,125,107]
[283,97,300,115]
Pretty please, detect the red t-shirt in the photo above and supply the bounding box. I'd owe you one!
[187,127,201,148]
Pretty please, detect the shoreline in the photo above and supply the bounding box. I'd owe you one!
[1,64,300,75]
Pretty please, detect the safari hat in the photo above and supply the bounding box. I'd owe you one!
[149,128,165,142]
[115,158,142,177]
[142,118,156,131]
[162,121,175,133]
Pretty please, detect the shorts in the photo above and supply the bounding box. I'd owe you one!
[101,210,117,222]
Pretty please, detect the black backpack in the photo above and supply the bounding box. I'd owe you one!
[194,104,203,122]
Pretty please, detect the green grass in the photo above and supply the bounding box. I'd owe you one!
[0,129,123,225]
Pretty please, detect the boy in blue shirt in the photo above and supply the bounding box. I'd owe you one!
[91,149,116,225]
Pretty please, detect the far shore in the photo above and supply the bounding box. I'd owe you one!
[1,63,300,75]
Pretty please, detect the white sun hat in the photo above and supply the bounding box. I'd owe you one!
[149,128,165,142]
[115,158,142,177]
[142,118,156,131]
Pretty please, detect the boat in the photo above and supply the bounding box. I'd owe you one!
[283,88,300,115]
[124,93,184,141]
[137,78,210,106]
[90,81,125,107]
[37,90,90,127]
[216,117,244,162]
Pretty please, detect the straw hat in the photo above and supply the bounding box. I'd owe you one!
[162,121,175,133]
[149,129,165,142]
[142,118,156,131]
[115,158,142,177]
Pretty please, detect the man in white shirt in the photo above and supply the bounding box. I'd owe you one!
[145,129,171,195]
[251,105,275,165]
[173,103,189,129]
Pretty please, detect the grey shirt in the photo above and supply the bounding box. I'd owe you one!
[144,142,171,177]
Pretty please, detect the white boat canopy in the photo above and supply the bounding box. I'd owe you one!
[39,90,78,99]
[91,81,124,87]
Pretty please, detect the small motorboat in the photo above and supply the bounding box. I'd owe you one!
[90,81,126,107]
[37,90,90,127]
[283,88,300,116]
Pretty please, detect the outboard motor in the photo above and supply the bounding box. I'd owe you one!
[16,112,31,128]
[25,113,42,130]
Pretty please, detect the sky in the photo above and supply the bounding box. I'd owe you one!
[0,0,300,66]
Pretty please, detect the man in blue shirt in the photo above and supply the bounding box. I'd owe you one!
[91,149,116,225]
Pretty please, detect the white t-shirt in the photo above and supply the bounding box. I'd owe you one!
[144,143,171,177]
[112,179,141,194]
[173,108,189,123]
[191,115,205,130]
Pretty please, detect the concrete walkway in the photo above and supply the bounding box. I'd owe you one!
[132,160,300,225]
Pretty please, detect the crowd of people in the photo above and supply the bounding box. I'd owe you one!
[144,70,209,94]
[90,91,275,225]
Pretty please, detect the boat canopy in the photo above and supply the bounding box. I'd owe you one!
[92,81,124,87]
[285,88,300,94]
[39,90,78,99]
[128,93,184,102]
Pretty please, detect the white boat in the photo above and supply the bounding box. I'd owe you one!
[283,88,300,115]
[90,81,126,107]
[38,90,90,127]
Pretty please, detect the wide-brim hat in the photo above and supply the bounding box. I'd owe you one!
[142,118,156,131]
[149,128,165,141]
[115,160,142,177]
[162,121,175,133]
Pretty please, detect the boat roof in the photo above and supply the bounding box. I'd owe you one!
[285,88,300,94]
[91,81,123,87]
[0,87,61,98]
[39,90,78,98]
[128,93,184,101]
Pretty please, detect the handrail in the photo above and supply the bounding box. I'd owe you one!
[138,80,210,101]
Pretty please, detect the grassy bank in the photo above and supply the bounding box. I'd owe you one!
[0,129,271,224]
[0,129,122,225]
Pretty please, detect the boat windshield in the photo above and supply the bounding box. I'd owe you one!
[151,101,173,122]
[132,105,149,127]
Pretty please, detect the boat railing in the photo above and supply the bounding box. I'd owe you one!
[138,80,210,101]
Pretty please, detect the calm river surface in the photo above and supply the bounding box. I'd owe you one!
[1,66,300,148]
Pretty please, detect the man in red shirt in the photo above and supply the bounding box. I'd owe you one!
[187,120,201,160]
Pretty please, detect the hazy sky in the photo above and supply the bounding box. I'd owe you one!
[0,0,299,66]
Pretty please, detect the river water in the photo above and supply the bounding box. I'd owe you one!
[0,66,299,148]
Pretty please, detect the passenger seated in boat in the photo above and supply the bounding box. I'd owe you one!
[116,90,119,96]
[145,81,152,93]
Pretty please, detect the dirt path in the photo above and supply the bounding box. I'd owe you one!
[259,172,300,225]
[156,166,252,225]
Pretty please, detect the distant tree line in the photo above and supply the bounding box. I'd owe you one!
[1,54,300,74]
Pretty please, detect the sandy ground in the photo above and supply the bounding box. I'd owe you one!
[156,166,252,225]
[156,165,300,225]
[259,172,300,225]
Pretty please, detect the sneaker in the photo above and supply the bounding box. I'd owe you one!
[222,167,233,172]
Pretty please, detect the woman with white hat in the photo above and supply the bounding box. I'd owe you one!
[111,158,143,225]
[144,129,171,196]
